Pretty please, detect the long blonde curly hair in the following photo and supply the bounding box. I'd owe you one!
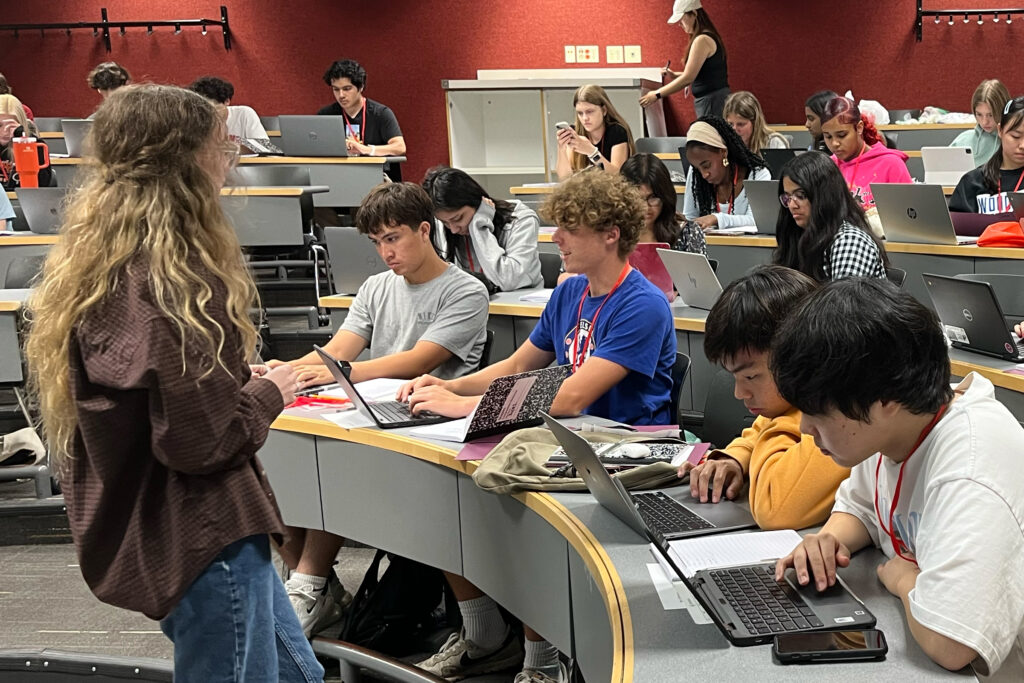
[25,84,259,469]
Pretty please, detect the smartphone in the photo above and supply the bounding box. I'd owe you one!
[772,630,887,664]
[555,121,572,131]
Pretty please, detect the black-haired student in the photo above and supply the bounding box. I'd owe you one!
[621,153,706,255]
[318,59,405,179]
[422,166,543,291]
[681,116,770,232]
[679,265,848,530]
[804,90,837,153]
[949,95,1024,215]
[773,278,1024,679]
[773,152,888,282]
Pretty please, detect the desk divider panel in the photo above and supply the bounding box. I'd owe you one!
[457,475,573,655]
[317,439,463,575]
[569,550,616,683]
[259,429,324,531]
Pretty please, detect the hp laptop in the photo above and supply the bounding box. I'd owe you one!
[921,146,975,186]
[314,345,452,429]
[744,179,782,234]
[60,119,93,158]
[324,226,388,294]
[542,414,755,541]
[657,249,722,310]
[872,183,977,245]
[278,116,350,157]
[922,273,1024,361]
[628,242,674,299]
[15,187,65,234]
[760,148,804,179]
[417,366,571,442]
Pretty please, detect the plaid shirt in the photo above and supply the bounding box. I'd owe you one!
[824,223,887,281]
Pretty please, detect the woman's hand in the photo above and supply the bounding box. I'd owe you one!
[0,120,20,146]
[407,385,479,418]
[292,364,333,390]
[695,215,719,231]
[639,91,660,109]
[263,363,299,406]
[557,127,595,156]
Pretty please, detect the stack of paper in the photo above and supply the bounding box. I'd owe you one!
[519,289,553,303]
[665,529,802,578]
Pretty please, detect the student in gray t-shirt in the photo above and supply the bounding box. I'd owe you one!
[265,182,488,638]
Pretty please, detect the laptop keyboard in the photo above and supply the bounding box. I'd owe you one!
[634,492,714,534]
[370,400,437,424]
[708,564,823,635]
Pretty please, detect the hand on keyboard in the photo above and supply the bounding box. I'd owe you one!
[678,454,744,503]
[406,384,480,419]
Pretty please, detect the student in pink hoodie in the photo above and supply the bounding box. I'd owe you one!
[820,97,912,208]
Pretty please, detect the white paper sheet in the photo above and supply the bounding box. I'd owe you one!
[666,529,802,578]
[645,562,713,624]
[519,289,553,303]
[705,226,758,235]
[409,417,470,442]
[321,410,375,429]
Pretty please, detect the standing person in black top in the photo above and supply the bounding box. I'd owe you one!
[318,59,406,180]
[555,84,635,179]
[640,0,729,119]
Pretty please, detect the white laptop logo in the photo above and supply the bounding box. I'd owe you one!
[962,308,973,322]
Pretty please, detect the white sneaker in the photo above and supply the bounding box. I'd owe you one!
[514,662,568,683]
[286,572,352,638]
[416,626,524,681]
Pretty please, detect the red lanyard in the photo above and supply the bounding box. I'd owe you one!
[465,238,476,273]
[344,102,367,143]
[571,263,631,373]
[873,402,948,565]
[846,142,868,193]
[716,166,739,215]
[997,167,1024,194]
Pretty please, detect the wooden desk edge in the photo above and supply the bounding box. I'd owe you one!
[270,414,633,682]
[950,359,1024,393]
[0,301,23,312]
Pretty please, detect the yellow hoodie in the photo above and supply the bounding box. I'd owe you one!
[719,407,850,531]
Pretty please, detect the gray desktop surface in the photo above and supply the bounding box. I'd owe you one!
[552,487,976,681]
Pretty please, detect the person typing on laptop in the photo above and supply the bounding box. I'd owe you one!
[401,172,676,683]
[678,265,850,530]
[772,278,1024,679]
[264,182,488,637]
[317,59,405,180]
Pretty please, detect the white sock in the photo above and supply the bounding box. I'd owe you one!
[288,571,326,591]
[459,596,506,651]
[524,638,560,677]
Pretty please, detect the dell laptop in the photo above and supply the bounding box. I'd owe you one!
[872,183,977,245]
[657,249,723,310]
[744,179,782,234]
[60,119,93,158]
[922,273,1024,361]
[15,187,65,234]
[324,226,388,295]
[278,116,350,157]
[314,345,452,429]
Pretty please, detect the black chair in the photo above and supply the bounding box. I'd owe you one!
[670,352,692,425]
[885,267,907,288]
[539,252,562,289]
[681,368,756,449]
[477,329,495,371]
[708,258,719,274]
[888,108,922,123]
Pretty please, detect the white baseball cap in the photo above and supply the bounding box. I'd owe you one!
[668,0,703,23]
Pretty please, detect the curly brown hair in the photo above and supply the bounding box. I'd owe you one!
[541,171,643,259]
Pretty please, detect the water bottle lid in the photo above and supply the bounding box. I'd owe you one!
[13,136,37,143]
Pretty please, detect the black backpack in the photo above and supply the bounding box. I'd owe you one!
[338,550,456,656]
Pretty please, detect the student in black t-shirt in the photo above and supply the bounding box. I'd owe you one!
[949,95,1024,215]
[317,59,405,179]
[555,84,634,180]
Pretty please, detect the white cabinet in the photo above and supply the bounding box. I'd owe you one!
[443,69,666,197]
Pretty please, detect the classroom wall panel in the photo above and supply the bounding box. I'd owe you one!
[3,0,1021,185]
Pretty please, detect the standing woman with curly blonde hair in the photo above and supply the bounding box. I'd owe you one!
[25,85,323,682]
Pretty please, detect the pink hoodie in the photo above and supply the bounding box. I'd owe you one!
[831,142,912,208]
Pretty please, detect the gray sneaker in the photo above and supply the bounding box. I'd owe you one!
[416,626,524,681]
[514,662,568,683]
[286,572,352,638]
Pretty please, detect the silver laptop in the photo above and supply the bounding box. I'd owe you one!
[872,183,977,245]
[923,273,1024,361]
[15,187,65,234]
[921,146,975,185]
[323,226,388,295]
[278,116,350,157]
[60,119,93,158]
[744,179,781,234]
[542,414,756,541]
[657,249,723,310]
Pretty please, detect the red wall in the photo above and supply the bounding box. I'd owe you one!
[2,0,1021,183]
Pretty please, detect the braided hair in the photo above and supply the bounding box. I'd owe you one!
[685,115,765,217]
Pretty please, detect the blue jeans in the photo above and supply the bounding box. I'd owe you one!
[160,535,324,682]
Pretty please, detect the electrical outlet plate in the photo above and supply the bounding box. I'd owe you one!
[606,45,624,63]
[576,45,599,63]
[564,45,576,63]
[624,45,642,63]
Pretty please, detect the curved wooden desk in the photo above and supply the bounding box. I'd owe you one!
[263,414,973,682]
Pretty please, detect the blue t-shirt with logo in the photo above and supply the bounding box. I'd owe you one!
[529,269,676,425]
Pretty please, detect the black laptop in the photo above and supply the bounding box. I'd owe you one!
[922,273,1024,361]
[314,345,451,429]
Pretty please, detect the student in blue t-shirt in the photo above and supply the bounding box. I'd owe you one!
[399,171,676,683]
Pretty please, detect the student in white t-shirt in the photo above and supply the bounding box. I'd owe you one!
[188,76,277,150]
[772,277,1024,680]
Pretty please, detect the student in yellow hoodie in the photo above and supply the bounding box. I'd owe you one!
[677,264,849,530]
